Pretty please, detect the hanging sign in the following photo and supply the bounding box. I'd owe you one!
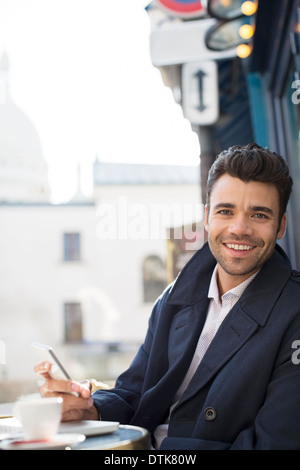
[156,0,206,18]
[182,60,219,125]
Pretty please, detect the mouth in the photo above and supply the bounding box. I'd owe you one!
[224,243,256,253]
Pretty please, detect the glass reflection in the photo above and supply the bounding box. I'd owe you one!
[207,0,244,20]
[206,16,251,50]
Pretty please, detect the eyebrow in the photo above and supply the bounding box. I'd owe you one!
[213,203,275,216]
[251,206,275,216]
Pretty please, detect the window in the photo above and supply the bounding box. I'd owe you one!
[64,302,83,343]
[143,255,166,303]
[281,66,300,265]
[63,233,81,261]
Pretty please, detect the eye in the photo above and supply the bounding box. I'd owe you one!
[252,213,269,219]
[218,209,232,215]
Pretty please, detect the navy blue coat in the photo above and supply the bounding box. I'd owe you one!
[92,243,300,449]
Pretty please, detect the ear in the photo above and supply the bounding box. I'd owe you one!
[277,213,287,240]
[204,204,209,233]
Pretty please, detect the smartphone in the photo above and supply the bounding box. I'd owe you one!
[31,341,79,396]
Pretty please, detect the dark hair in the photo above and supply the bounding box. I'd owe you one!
[206,142,293,220]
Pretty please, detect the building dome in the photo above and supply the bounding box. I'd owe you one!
[0,52,51,202]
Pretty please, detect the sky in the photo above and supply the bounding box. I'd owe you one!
[0,0,200,203]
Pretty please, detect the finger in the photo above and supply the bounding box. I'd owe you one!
[34,361,52,375]
[41,378,90,398]
[79,380,92,398]
[42,377,75,395]
[70,381,91,399]
[80,379,91,390]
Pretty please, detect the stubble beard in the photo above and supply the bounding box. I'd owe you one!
[208,234,275,278]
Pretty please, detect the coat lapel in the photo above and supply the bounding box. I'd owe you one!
[167,299,209,371]
[179,303,259,402]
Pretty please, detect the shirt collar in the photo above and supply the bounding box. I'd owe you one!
[208,265,259,304]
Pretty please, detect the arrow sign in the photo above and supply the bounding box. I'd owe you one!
[194,69,207,112]
[182,61,219,125]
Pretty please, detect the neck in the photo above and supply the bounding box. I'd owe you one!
[216,266,259,297]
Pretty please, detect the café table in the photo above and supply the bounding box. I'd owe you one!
[0,401,150,450]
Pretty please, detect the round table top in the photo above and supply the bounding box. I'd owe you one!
[74,424,150,450]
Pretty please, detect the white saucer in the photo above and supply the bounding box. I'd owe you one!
[0,433,86,450]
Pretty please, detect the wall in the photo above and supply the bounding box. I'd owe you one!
[0,179,201,401]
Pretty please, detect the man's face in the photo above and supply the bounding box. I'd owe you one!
[204,174,287,294]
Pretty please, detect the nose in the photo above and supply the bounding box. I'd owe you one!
[228,214,253,236]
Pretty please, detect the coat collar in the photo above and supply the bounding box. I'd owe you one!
[166,242,215,307]
[166,242,292,326]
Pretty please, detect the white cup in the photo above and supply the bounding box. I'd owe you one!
[13,397,63,441]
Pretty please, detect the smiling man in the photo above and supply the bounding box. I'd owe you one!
[36,143,300,450]
[205,173,287,295]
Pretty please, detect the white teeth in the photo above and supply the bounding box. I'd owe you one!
[226,243,252,251]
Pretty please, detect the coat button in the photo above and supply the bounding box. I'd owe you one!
[204,407,217,421]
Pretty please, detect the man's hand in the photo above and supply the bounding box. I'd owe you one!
[34,361,99,421]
